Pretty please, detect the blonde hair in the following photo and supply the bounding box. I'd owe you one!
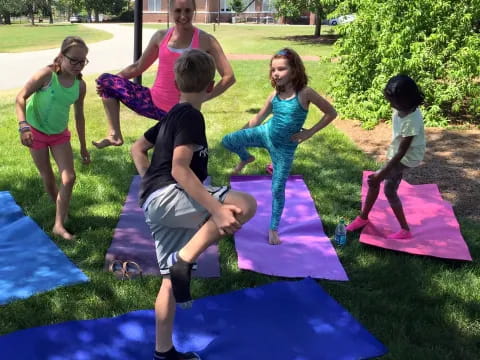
[51,36,89,79]
[270,48,308,92]
[174,49,215,92]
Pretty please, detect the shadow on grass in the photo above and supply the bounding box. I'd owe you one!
[266,34,340,46]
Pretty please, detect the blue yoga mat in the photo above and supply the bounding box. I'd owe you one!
[0,279,387,359]
[0,192,89,305]
[0,191,24,228]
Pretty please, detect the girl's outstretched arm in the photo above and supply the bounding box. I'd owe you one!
[291,87,337,143]
[241,92,274,129]
[15,67,53,147]
[74,80,90,164]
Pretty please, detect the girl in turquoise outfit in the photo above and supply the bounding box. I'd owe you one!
[15,36,90,240]
[222,48,337,245]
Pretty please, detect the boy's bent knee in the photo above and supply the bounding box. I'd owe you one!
[238,193,257,222]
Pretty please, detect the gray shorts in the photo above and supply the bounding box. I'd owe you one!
[143,183,230,275]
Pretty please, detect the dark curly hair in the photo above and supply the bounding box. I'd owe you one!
[383,75,424,112]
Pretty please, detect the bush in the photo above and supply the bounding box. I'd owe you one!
[330,0,480,127]
[111,9,133,22]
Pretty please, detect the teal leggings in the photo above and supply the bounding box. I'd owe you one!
[222,124,297,230]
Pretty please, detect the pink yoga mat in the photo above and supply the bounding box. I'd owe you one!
[104,176,220,277]
[230,175,348,280]
[359,171,472,261]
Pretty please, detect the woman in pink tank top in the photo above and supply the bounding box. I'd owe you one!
[93,0,235,150]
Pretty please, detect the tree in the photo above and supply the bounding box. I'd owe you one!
[274,0,342,36]
[85,0,126,22]
[0,0,25,24]
[330,0,480,127]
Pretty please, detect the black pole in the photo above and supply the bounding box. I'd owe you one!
[133,0,143,84]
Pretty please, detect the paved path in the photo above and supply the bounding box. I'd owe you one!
[0,23,320,91]
[0,24,157,90]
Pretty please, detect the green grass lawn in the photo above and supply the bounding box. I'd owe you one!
[141,23,336,57]
[0,33,479,359]
[0,24,112,52]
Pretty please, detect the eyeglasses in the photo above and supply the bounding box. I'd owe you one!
[63,54,89,67]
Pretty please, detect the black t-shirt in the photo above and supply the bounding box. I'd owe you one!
[139,103,208,206]
[144,122,161,144]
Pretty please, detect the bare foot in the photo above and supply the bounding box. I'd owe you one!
[92,135,123,149]
[232,156,255,175]
[268,229,281,245]
[52,225,75,241]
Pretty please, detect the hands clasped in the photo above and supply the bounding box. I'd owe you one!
[211,204,243,236]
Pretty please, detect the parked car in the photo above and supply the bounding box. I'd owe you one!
[328,14,356,26]
[69,15,90,23]
[69,15,80,23]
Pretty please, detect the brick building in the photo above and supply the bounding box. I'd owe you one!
[142,0,278,23]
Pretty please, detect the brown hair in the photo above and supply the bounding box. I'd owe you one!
[269,48,308,92]
[51,36,89,79]
[174,49,215,92]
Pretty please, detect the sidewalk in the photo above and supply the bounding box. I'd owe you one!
[0,24,156,91]
[0,23,320,91]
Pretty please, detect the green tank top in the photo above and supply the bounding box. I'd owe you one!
[26,72,79,135]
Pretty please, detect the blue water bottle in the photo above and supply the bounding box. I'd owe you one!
[335,219,347,246]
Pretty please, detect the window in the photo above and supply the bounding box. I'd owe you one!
[262,0,275,12]
[245,0,255,12]
[220,0,231,12]
[148,0,161,11]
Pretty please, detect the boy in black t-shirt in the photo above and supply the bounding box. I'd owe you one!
[140,49,257,360]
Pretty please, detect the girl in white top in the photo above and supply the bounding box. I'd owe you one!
[346,75,426,239]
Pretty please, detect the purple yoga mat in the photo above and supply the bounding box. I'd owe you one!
[104,176,220,277]
[230,175,348,280]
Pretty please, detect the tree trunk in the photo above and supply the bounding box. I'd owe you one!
[30,3,35,26]
[49,7,53,24]
[314,12,321,37]
[5,13,11,25]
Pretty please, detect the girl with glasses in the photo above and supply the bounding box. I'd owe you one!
[15,36,90,241]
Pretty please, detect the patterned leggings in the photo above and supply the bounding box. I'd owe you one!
[222,124,297,230]
[96,73,167,121]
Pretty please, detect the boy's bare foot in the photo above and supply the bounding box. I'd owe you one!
[268,229,281,245]
[52,225,75,240]
[232,156,255,175]
[92,135,123,149]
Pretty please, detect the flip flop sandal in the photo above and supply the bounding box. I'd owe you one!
[109,260,126,280]
[123,261,143,280]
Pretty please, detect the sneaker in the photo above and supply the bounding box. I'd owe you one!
[345,216,369,231]
[167,252,194,306]
[154,348,201,360]
[387,229,412,239]
[177,351,201,360]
